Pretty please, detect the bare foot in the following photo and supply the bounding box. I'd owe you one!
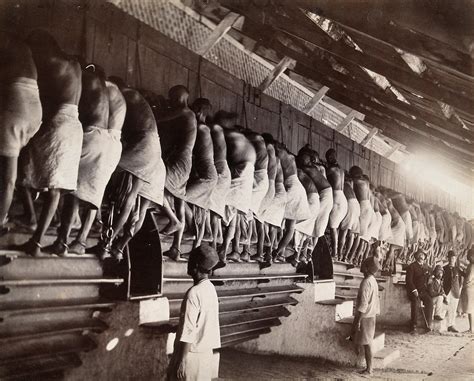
[358,368,373,377]
[240,250,253,262]
[9,239,47,257]
[160,220,183,236]
[163,247,182,261]
[227,251,241,263]
[88,243,111,260]
[69,240,87,255]
[43,240,69,257]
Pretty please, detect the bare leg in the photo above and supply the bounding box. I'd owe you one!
[193,207,207,248]
[211,212,221,250]
[359,344,373,375]
[112,198,151,261]
[347,233,360,262]
[228,213,243,262]
[44,194,79,255]
[241,217,254,262]
[69,208,97,254]
[329,227,338,258]
[169,198,185,252]
[215,213,237,269]
[342,231,355,262]
[254,220,265,259]
[15,185,37,231]
[274,219,295,261]
[160,196,183,235]
[0,156,17,234]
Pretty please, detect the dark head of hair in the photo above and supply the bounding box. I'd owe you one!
[26,29,60,53]
[447,250,456,258]
[261,133,276,145]
[325,148,337,163]
[191,97,212,118]
[84,63,106,81]
[108,76,126,89]
[168,85,189,101]
[234,124,245,132]
[349,166,363,179]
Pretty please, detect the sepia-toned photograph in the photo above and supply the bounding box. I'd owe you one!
[0,0,473,379]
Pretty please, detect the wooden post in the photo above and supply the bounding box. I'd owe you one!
[196,11,241,56]
[335,110,362,132]
[302,86,329,113]
[360,127,379,147]
[257,56,296,92]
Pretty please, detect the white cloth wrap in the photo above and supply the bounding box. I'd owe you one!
[379,212,392,242]
[368,211,383,240]
[250,168,269,214]
[226,161,254,213]
[329,189,348,229]
[359,199,373,240]
[401,210,414,242]
[255,179,275,223]
[388,217,406,247]
[295,192,320,236]
[208,160,231,218]
[313,187,334,238]
[340,198,360,231]
[283,174,311,220]
[23,103,83,191]
[260,180,287,228]
[75,126,122,209]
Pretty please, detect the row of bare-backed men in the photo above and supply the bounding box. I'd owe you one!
[1,30,472,271]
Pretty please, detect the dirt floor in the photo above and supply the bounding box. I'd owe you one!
[218,317,473,380]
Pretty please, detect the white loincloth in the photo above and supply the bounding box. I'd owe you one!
[250,168,269,214]
[0,77,42,158]
[295,192,320,237]
[138,154,166,206]
[328,189,348,229]
[260,180,287,228]
[379,212,392,242]
[208,159,231,218]
[226,161,254,213]
[368,211,382,240]
[23,103,82,191]
[340,198,360,231]
[75,126,122,209]
[283,174,311,220]
[255,179,275,223]
[313,187,334,238]
[163,146,193,199]
[359,199,373,240]
[388,217,406,247]
[412,220,420,242]
[401,210,413,242]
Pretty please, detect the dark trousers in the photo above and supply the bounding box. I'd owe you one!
[408,291,433,329]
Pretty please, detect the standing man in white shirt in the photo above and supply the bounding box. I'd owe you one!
[168,245,220,381]
[351,256,380,376]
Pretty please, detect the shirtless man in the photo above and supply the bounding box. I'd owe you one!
[325,148,347,258]
[390,190,413,246]
[347,167,372,265]
[12,30,82,256]
[43,63,118,255]
[382,192,406,273]
[207,119,232,251]
[154,86,196,260]
[272,145,311,262]
[214,112,256,268]
[90,77,165,261]
[239,128,269,262]
[0,32,42,236]
[252,141,277,262]
[339,175,360,261]
[185,98,218,248]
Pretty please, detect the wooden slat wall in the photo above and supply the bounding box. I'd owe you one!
[2,0,462,212]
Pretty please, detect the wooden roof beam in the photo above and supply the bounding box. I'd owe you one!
[302,85,329,113]
[360,127,379,147]
[257,56,295,92]
[335,110,363,132]
[196,11,241,56]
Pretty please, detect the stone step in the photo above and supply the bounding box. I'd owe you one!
[316,298,354,322]
[373,347,401,368]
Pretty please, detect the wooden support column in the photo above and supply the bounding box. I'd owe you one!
[335,110,362,132]
[302,86,329,113]
[386,143,402,159]
[196,11,240,56]
[360,127,379,147]
[257,56,296,92]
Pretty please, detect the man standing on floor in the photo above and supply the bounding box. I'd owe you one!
[351,256,380,376]
[168,245,220,381]
[443,250,463,333]
[406,250,433,333]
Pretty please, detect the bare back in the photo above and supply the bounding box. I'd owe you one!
[302,166,331,192]
[326,165,344,191]
[266,144,277,181]
[157,107,196,158]
[121,88,156,141]
[78,70,108,128]
[276,148,297,179]
[343,180,356,200]
[210,124,227,163]
[0,33,37,81]
[106,81,126,131]
[391,193,409,215]
[245,132,268,171]
[353,178,370,202]
[298,168,318,195]
[224,129,256,167]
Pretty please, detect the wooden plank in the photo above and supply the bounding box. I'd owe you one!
[360,127,379,147]
[386,143,401,159]
[196,11,241,56]
[335,110,360,132]
[257,56,296,92]
[302,86,329,113]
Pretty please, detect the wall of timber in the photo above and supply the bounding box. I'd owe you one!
[1,0,461,212]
